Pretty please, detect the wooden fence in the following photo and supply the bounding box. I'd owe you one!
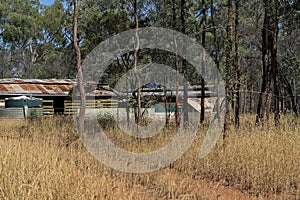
[64,99,118,115]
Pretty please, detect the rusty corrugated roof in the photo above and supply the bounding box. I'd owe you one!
[0,78,76,84]
[0,78,76,96]
[0,78,113,96]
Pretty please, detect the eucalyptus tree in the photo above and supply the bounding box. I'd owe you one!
[0,0,75,78]
[37,0,75,78]
[0,0,43,77]
[256,0,300,125]
[73,0,86,136]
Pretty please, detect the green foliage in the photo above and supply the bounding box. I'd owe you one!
[79,8,131,57]
[0,0,298,107]
[0,0,74,78]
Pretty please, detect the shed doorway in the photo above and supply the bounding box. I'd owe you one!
[53,97,65,114]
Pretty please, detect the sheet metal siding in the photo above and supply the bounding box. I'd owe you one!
[0,107,43,119]
[0,108,24,119]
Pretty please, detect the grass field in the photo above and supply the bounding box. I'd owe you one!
[0,114,299,199]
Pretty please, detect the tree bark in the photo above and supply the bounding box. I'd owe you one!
[173,0,180,128]
[133,0,141,125]
[210,0,221,119]
[234,0,240,127]
[256,0,279,126]
[73,0,86,136]
[200,0,207,124]
[224,0,233,143]
[181,0,189,126]
[272,1,280,126]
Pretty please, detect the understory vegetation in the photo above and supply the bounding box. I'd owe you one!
[0,115,299,199]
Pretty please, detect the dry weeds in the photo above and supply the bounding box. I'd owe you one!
[0,114,299,199]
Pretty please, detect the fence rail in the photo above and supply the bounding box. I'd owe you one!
[0,99,4,109]
[42,100,54,116]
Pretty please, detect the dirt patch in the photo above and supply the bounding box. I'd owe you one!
[191,179,261,200]
[151,168,263,200]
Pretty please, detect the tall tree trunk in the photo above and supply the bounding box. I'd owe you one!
[173,0,180,128]
[224,0,233,142]
[234,0,240,127]
[133,0,141,125]
[272,9,280,126]
[200,0,207,124]
[256,0,279,126]
[175,47,180,128]
[210,0,221,119]
[73,0,86,136]
[256,0,272,125]
[181,0,189,126]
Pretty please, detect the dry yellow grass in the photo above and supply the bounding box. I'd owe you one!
[183,114,300,199]
[0,114,299,199]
